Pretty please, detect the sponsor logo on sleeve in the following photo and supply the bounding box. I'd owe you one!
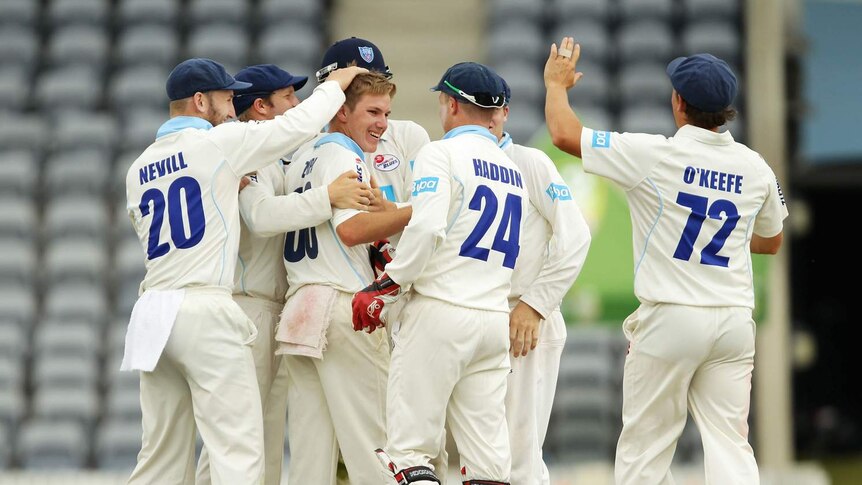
[776,176,785,205]
[546,182,573,201]
[412,177,439,196]
[592,130,611,149]
[373,154,401,172]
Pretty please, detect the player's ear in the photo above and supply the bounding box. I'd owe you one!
[192,92,208,114]
[335,105,349,123]
[253,97,268,116]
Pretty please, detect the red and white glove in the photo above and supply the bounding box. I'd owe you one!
[352,273,401,333]
[368,239,396,277]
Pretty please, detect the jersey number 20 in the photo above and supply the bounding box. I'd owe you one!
[459,185,522,269]
[139,176,206,260]
[283,182,319,262]
[673,191,740,267]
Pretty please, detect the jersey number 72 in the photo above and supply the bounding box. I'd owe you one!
[673,191,740,267]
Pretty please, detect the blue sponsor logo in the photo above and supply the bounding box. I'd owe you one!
[546,183,572,201]
[412,177,439,196]
[592,130,611,149]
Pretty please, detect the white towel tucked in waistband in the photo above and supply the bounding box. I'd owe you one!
[275,285,337,359]
[120,289,185,372]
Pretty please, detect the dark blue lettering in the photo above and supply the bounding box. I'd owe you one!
[473,158,482,176]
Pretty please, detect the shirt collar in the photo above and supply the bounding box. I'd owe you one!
[442,125,497,143]
[156,116,214,139]
[314,132,365,159]
[674,124,735,146]
[498,131,513,150]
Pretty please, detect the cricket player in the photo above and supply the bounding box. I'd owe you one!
[281,71,412,485]
[193,63,374,485]
[490,80,592,485]
[545,38,788,484]
[352,62,524,485]
[121,58,364,484]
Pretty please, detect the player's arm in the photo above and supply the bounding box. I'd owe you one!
[751,232,783,254]
[544,37,585,158]
[751,168,789,255]
[335,207,412,247]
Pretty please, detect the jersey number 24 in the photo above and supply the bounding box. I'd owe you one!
[459,185,522,269]
[673,191,740,267]
[139,176,205,260]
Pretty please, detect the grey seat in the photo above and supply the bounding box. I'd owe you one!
[488,0,545,27]
[549,0,611,23]
[117,0,180,27]
[43,195,107,240]
[121,109,167,152]
[682,21,741,67]
[259,0,323,27]
[106,386,142,422]
[48,0,110,27]
[573,105,614,131]
[495,61,544,107]
[96,419,143,469]
[0,421,7,467]
[0,355,23,389]
[16,419,89,469]
[684,0,740,21]
[489,22,545,67]
[186,25,250,74]
[550,21,612,66]
[115,237,147,286]
[0,285,36,326]
[0,198,37,241]
[0,238,36,287]
[189,0,250,26]
[35,67,102,113]
[116,279,142,317]
[620,105,678,137]
[116,26,180,68]
[617,21,675,64]
[0,114,47,154]
[43,282,108,323]
[34,321,101,358]
[258,25,322,72]
[106,354,141,392]
[46,26,110,71]
[32,387,100,425]
[0,27,39,74]
[0,391,24,431]
[110,65,171,111]
[0,0,38,28]
[0,69,29,112]
[619,0,673,22]
[44,235,109,283]
[619,62,673,106]
[501,102,544,145]
[53,113,119,152]
[45,148,112,196]
[107,322,131,358]
[32,355,100,389]
[113,203,140,242]
[567,62,612,109]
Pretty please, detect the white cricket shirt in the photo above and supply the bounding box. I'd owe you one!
[385,126,528,313]
[580,125,789,308]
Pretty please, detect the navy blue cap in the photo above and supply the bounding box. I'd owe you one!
[431,62,507,108]
[166,58,251,101]
[666,53,738,112]
[501,76,512,106]
[232,64,308,114]
[316,37,392,83]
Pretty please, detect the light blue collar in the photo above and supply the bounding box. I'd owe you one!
[443,125,497,143]
[156,116,214,139]
[498,132,513,149]
[314,132,364,159]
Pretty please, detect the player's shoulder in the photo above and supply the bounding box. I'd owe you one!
[511,143,553,164]
[386,119,429,138]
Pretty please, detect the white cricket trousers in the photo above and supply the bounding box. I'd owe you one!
[506,309,565,485]
[127,288,264,485]
[196,295,288,485]
[285,290,390,485]
[615,303,759,485]
[384,294,512,483]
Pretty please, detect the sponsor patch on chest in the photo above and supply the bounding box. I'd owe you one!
[373,153,401,172]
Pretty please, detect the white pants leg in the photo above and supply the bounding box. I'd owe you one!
[385,295,511,483]
[197,295,284,485]
[506,310,566,485]
[286,291,390,485]
[129,289,264,485]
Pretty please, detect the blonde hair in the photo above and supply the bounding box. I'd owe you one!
[344,72,396,110]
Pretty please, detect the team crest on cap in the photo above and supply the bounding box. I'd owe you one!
[359,46,374,63]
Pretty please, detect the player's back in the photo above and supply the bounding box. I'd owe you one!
[408,130,527,313]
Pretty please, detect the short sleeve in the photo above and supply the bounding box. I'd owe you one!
[580,127,671,190]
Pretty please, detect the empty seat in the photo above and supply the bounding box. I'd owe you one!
[0,150,38,197]
[96,419,142,469]
[0,0,38,28]
[620,105,678,137]
[116,26,180,68]
[0,285,36,325]
[117,0,180,27]
[0,421,7,467]
[619,0,673,22]
[684,0,740,21]
[0,391,24,431]
[550,21,612,66]
[48,0,110,27]
[107,322,131,357]
[116,279,142,317]
[32,355,100,389]
[549,0,611,23]
[258,25,322,72]
[0,114,47,154]
[0,238,36,286]
[43,282,109,323]
[0,355,23,389]
[495,61,545,107]
[46,26,110,70]
[105,387,142,422]
[488,0,545,27]
[45,148,112,195]
[33,387,100,425]
[0,198,37,241]
[16,419,89,469]
[115,237,147,285]
[259,0,323,27]
[500,102,544,146]
[45,234,109,282]
[0,69,29,112]
[619,62,672,106]
[489,22,545,67]
[121,109,167,152]
[682,21,741,67]
[0,27,39,74]
[106,354,141,392]
[189,0,250,26]
[34,321,101,357]
[567,62,612,109]
[35,67,103,113]
[617,21,675,64]
[110,65,171,110]
[43,195,108,240]
[186,25,250,74]
[53,112,119,152]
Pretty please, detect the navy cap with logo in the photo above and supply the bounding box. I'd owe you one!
[165,58,252,101]
[666,53,738,113]
[232,64,308,115]
[431,62,507,109]
[316,37,392,83]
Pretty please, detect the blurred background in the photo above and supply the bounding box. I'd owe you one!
[0,0,858,483]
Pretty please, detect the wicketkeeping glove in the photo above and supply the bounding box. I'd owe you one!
[368,239,395,277]
[352,273,401,333]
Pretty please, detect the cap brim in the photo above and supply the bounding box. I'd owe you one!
[289,76,308,91]
[666,56,687,77]
[225,80,253,91]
